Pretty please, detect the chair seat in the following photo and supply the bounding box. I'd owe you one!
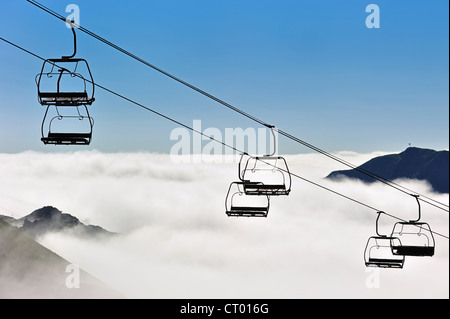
[227,206,268,217]
[42,132,92,145]
[244,184,286,190]
[39,92,94,105]
[366,258,404,268]
[392,246,435,257]
[231,206,267,211]
[40,92,88,98]
[244,184,289,196]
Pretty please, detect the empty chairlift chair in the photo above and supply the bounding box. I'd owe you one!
[225,182,270,218]
[239,126,292,196]
[364,212,405,269]
[35,22,95,145]
[36,60,95,107]
[36,24,95,107]
[40,105,94,145]
[390,195,435,257]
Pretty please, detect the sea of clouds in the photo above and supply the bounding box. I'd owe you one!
[0,151,448,299]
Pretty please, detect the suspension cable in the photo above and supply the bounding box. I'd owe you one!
[24,0,449,212]
[1,35,448,240]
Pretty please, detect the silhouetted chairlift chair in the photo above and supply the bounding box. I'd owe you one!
[41,105,94,146]
[364,212,405,269]
[225,182,270,218]
[36,25,95,107]
[390,195,436,257]
[36,22,95,146]
[239,126,292,196]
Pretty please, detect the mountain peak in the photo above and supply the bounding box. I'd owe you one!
[402,147,439,155]
[326,147,449,193]
[1,206,115,239]
[24,206,65,222]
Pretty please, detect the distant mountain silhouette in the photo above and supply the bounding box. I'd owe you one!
[0,206,116,239]
[326,147,449,193]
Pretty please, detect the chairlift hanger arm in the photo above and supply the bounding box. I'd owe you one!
[376,211,385,237]
[411,194,421,223]
[265,125,277,157]
[63,21,77,60]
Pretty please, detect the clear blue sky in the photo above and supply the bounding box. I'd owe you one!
[0,0,448,154]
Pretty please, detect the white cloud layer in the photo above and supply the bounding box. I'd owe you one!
[0,151,448,299]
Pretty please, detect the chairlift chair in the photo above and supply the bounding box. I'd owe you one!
[36,24,95,107]
[41,105,94,145]
[36,59,95,107]
[225,182,270,218]
[390,195,435,257]
[364,212,405,269]
[239,126,292,196]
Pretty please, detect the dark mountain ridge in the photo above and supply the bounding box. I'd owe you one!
[0,206,115,239]
[326,147,449,193]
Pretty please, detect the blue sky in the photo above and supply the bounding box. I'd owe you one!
[0,0,448,154]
